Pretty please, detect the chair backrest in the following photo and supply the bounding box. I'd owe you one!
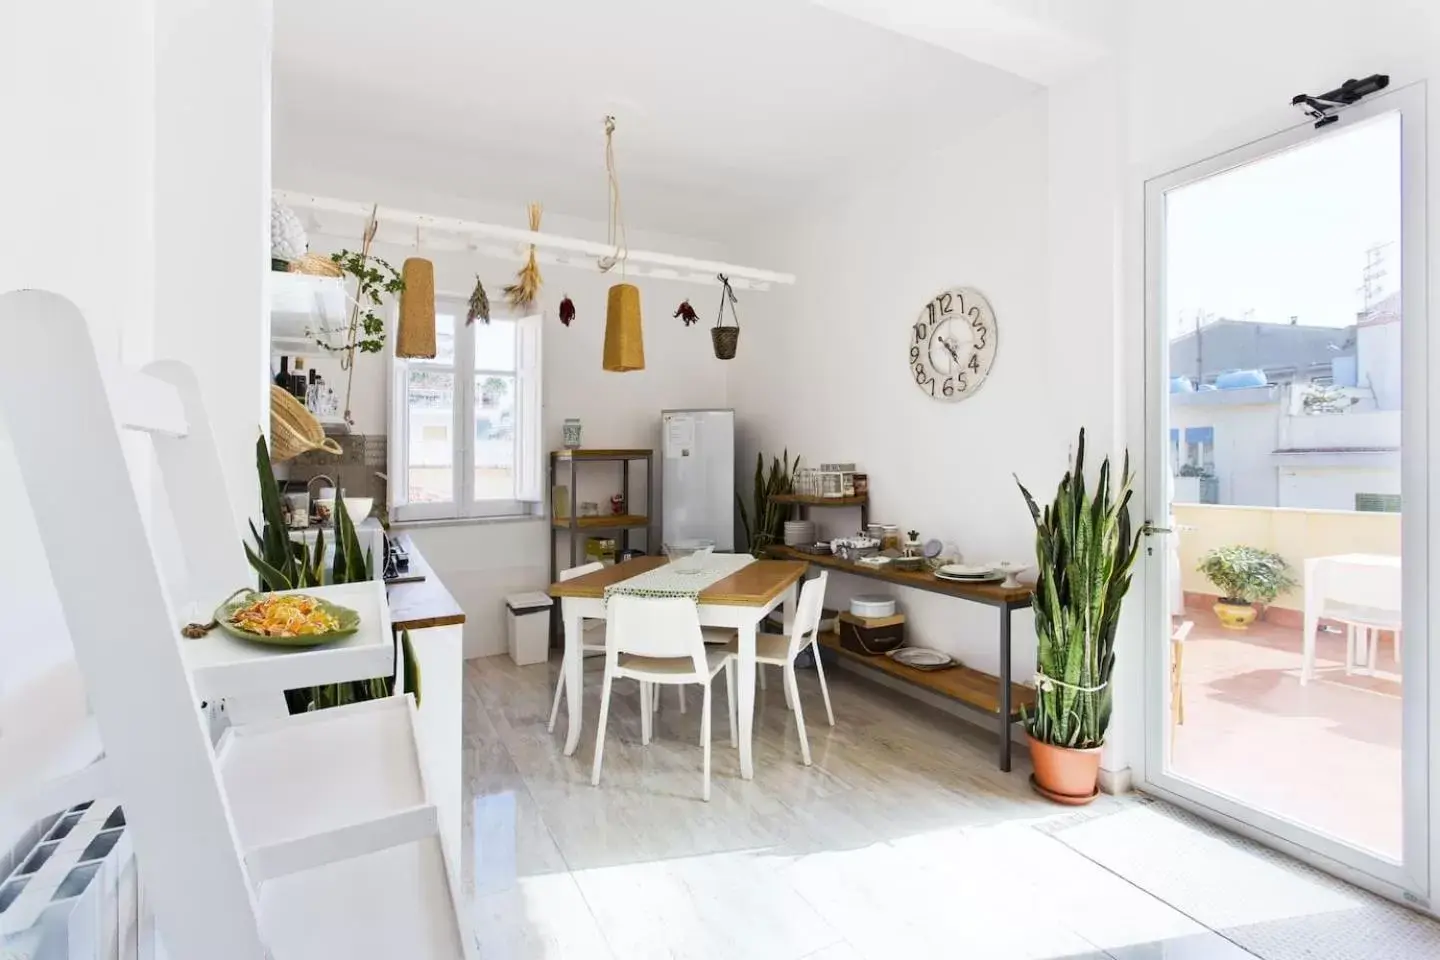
[0,290,267,960]
[605,595,709,677]
[786,571,829,661]
[561,561,605,582]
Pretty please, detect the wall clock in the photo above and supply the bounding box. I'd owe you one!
[909,286,997,401]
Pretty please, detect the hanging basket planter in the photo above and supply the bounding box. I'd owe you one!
[711,274,740,360]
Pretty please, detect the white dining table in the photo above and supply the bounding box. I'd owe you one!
[547,555,809,779]
[1301,553,1402,684]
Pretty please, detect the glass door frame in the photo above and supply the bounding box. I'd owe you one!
[1139,82,1431,903]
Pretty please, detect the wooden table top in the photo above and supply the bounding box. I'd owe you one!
[549,555,809,607]
[387,534,466,632]
[765,544,1034,607]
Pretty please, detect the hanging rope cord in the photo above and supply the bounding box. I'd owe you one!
[601,116,628,278]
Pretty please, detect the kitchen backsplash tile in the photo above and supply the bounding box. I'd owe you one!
[281,434,388,514]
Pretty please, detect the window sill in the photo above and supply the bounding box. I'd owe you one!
[389,513,544,531]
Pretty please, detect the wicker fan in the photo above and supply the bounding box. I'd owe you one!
[269,385,341,461]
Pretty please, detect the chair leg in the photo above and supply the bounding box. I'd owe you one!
[782,665,794,711]
[1368,627,1379,674]
[1345,625,1357,675]
[726,661,738,748]
[811,639,835,727]
[701,681,713,802]
[678,685,686,714]
[758,664,767,691]
[591,670,615,787]
[786,664,811,766]
[640,681,652,746]
[547,655,567,733]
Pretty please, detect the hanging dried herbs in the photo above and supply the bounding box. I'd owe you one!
[559,295,576,326]
[504,202,544,310]
[673,299,699,326]
[466,275,491,326]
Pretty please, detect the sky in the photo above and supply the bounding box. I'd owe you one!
[1165,111,1402,340]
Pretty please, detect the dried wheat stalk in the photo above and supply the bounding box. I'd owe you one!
[505,202,544,309]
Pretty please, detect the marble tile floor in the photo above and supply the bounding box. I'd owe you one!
[463,654,1440,960]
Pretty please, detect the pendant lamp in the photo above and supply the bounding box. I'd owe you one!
[603,283,645,371]
[600,116,645,372]
[396,227,436,359]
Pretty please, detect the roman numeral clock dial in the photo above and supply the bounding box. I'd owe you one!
[908,287,998,401]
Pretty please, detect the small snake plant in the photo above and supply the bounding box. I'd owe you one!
[1015,429,1142,750]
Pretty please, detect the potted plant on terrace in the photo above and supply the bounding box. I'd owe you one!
[1015,429,1142,804]
[1197,545,1295,630]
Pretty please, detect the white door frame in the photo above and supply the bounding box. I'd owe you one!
[1138,82,1431,905]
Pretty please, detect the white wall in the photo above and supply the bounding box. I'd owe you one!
[728,95,1056,683]
[0,0,157,849]
[274,175,734,656]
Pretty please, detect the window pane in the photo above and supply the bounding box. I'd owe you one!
[474,374,515,501]
[475,319,516,372]
[407,367,454,504]
[414,313,456,366]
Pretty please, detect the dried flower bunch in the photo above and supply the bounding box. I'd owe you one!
[505,202,544,309]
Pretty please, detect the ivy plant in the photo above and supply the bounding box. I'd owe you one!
[328,250,404,355]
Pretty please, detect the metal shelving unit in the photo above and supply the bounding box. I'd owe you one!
[547,448,654,639]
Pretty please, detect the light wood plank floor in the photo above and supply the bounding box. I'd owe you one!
[464,654,1440,960]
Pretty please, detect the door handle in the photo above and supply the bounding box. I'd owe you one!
[1143,522,1173,536]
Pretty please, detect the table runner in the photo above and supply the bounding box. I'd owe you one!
[603,552,755,602]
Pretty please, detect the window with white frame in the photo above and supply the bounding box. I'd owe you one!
[389,297,542,522]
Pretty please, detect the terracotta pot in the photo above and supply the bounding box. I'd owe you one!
[1027,734,1101,804]
[1213,601,1257,630]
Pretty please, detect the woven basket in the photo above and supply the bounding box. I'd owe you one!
[711,274,740,360]
[287,253,343,278]
[711,326,739,360]
[270,385,342,462]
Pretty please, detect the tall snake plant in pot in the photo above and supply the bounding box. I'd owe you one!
[1015,428,1142,803]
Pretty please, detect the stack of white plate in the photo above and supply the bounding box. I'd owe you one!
[934,563,1003,584]
[783,520,816,546]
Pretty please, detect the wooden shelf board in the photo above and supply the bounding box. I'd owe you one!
[765,544,1033,607]
[552,513,649,530]
[818,631,1033,720]
[770,493,868,506]
[551,448,653,461]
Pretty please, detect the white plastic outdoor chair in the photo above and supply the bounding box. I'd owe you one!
[591,596,734,801]
[718,571,833,765]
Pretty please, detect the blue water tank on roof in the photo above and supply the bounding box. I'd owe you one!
[1215,369,1267,389]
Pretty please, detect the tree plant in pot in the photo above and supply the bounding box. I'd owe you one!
[1197,545,1295,630]
[1016,429,1142,804]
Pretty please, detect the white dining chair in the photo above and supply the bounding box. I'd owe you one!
[591,596,735,801]
[720,571,833,766]
[547,561,606,732]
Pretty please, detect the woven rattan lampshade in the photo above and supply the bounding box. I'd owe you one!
[602,282,645,372]
[396,257,436,359]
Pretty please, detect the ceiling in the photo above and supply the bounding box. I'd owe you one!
[273,1,1057,244]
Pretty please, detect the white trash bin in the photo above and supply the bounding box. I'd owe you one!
[506,592,554,666]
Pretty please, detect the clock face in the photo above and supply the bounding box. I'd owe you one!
[909,287,998,401]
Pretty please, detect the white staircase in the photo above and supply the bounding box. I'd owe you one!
[0,289,473,960]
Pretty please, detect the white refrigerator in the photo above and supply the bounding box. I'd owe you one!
[661,409,735,551]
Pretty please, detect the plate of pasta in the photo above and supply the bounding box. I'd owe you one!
[215,590,361,647]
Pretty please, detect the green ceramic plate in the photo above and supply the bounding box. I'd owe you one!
[214,591,362,648]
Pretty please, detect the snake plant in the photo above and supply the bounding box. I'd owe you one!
[245,434,325,590]
[737,449,798,556]
[243,433,411,712]
[1015,429,1142,750]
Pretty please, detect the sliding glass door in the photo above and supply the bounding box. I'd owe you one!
[1141,84,1429,897]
